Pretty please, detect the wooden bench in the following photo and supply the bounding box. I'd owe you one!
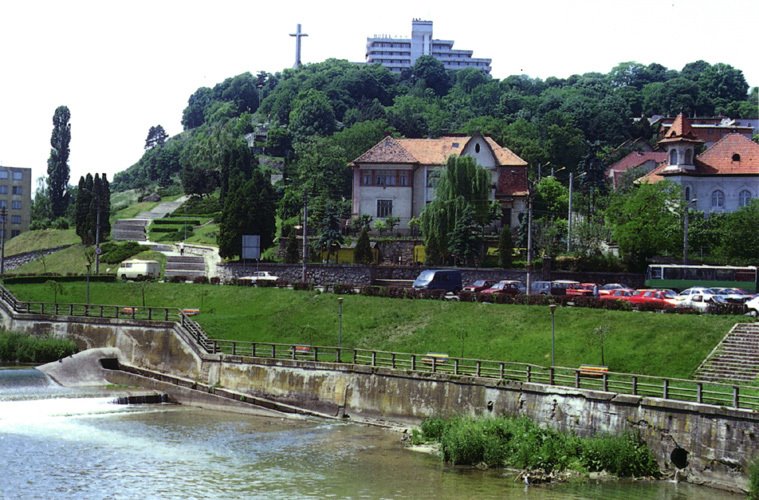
[291,345,312,356]
[422,353,449,366]
[578,365,608,377]
[121,307,138,315]
[182,308,200,316]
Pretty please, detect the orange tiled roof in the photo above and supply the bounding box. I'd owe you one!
[351,136,418,164]
[693,133,759,175]
[352,135,527,167]
[640,133,759,183]
[658,113,704,145]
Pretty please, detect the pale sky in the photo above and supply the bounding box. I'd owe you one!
[1,0,757,189]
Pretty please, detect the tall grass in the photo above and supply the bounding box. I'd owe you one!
[414,415,659,478]
[0,332,77,363]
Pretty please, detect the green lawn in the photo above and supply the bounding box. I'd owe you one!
[3,282,744,379]
[5,229,79,257]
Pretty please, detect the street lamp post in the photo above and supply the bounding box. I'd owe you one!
[683,198,697,264]
[0,207,6,276]
[337,297,344,351]
[549,304,557,367]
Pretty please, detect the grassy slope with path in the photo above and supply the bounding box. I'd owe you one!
[4,282,742,379]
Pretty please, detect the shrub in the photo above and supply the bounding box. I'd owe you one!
[333,284,356,295]
[193,276,209,284]
[292,281,314,291]
[0,332,78,363]
[749,457,759,499]
[99,241,143,264]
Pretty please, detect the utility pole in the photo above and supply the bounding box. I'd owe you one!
[567,172,573,253]
[525,195,533,296]
[95,199,101,274]
[0,207,6,276]
[302,192,308,282]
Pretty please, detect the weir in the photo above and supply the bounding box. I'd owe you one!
[0,287,756,493]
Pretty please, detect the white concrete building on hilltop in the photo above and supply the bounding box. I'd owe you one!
[366,19,491,74]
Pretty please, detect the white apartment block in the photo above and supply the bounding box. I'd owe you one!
[366,19,491,74]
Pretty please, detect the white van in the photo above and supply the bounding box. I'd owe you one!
[116,259,160,280]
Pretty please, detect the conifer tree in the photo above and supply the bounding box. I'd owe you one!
[47,106,72,218]
[285,226,300,264]
[498,227,514,269]
[354,227,373,264]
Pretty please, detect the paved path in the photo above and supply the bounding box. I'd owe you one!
[135,195,189,220]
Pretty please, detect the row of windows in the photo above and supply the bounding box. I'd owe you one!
[0,214,23,224]
[369,42,411,49]
[0,171,24,181]
[0,186,23,195]
[361,170,409,187]
[0,200,23,209]
[708,189,753,209]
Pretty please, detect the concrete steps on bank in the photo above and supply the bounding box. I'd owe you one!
[695,323,759,383]
[164,256,206,280]
[111,219,148,242]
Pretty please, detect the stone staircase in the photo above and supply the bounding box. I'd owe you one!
[695,323,759,383]
[164,255,206,280]
[111,219,148,242]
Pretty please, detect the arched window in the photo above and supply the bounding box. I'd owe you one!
[739,190,752,208]
[475,143,481,153]
[669,149,678,165]
[732,153,741,162]
[711,190,725,209]
[684,149,693,164]
[684,186,691,201]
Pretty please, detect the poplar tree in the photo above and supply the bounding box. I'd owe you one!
[75,174,93,244]
[47,106,72,218]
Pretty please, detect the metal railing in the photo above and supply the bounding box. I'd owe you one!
[1,285,757,412]
[208,340,759,412]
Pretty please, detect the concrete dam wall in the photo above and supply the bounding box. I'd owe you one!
[1,301,755,493]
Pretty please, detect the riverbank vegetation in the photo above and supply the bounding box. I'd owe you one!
[0,331,77,364]
[4,282,742,379]
[412,415,659,480]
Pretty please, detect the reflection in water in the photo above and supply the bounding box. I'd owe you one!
[0,368,743,499]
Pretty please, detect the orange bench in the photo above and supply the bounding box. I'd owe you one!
[182,309,200,316]
[292,345,312,355]
[579,365,608,377]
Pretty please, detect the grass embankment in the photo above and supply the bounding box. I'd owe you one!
[5,245,167,276]
[413,415,659,478]
[3,282,742,379]
[4,229,79,257]
[0,331,77,363]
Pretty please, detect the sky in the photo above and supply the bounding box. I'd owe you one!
[1,0,757,189]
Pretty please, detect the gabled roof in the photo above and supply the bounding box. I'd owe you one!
[607,151,667,175]
[658,113,704,145]
[639,133,759,183]
[352,136,418,164]
[351,135,527,167]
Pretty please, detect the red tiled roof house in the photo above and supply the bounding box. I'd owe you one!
[350,135,528,232]
[640,114,759,213]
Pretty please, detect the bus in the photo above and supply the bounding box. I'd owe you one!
[644,264,758,292]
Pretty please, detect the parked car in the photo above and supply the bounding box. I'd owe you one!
[598,283,631,296]
[566,283,598,297]
[480,280,525,296]
[675,293,712,312]
[238,271,280,285]
[462,279,497,293]
[598,288,635,302]
[675,287,718,303]
[412,269,463,293]
[531,281,553,295]
[549,280,581,296]
[710,288,753,305]
[117,259,160,280]
[627,289,678,309]
[746,295,759,316]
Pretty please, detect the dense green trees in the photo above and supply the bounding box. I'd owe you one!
[47,106,72,218]
[218,169,275,259]
[75,173,111,246]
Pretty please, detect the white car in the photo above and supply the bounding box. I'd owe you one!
[746,295,759,316]
[675,293,711,312]
[676,287,718,303]
[238,271,280,285]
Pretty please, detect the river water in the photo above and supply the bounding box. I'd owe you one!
[0,368,742,499]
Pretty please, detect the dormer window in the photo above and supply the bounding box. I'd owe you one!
[732,153,741,162]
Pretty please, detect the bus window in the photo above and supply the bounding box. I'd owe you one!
[648,266,662,279]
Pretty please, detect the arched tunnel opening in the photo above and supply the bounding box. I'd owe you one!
[671,447,689,469]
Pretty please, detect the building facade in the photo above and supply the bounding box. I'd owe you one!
[0,166,32,240]
[366,19,491,74]
[641,114,759,214]
[350,135,528,232]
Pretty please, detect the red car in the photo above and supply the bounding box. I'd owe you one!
[566,283,598,297]
[626,289,678,309]
[480,280,525,296]
[462,279,497,293]
[598,288,635,302]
